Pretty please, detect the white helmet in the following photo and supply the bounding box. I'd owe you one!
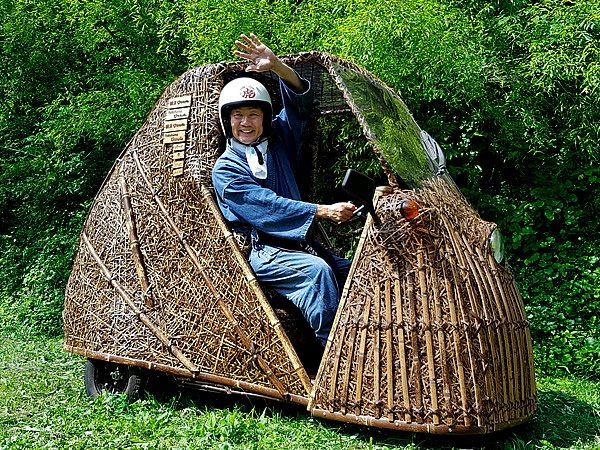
[218,77,273,139]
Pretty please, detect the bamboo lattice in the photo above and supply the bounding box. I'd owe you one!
[310,177,537,433]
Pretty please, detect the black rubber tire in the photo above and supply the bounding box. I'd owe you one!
[84,358,144,400]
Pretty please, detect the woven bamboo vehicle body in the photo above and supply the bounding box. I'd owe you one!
[63,52,537,434]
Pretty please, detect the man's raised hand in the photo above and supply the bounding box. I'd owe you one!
[234,33,279,73]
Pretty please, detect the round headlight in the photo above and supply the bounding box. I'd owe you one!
[490,228,505,263]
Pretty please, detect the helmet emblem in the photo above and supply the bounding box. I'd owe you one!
[240,86,256,99]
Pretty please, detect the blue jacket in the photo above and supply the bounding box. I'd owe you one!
[212,77,316,241]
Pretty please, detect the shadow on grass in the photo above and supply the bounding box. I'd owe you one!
[150,378,599,449]
[334,388,599,449]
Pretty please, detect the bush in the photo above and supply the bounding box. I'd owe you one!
[0,0,186,336]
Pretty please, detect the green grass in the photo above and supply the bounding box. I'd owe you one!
[0,337,598,449]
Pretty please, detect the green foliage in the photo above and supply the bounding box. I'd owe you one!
[455,1,600,379]
[314,116,385,259]
[0,0,187,336]
[0,0,599,378]
[518,241,600,378]
[180,0,351,65]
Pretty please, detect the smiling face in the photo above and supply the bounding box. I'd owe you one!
[230,106,264,145]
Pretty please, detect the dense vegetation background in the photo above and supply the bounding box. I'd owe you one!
[0,0,598,379]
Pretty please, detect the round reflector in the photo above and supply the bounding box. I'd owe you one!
[401,200,419,220]
[490,228,505,263]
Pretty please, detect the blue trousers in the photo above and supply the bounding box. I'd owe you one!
[249,244,352,346]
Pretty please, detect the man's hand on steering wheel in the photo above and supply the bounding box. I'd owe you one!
[316,202,357,223]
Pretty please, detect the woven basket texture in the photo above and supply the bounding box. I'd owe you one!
[63,52,536,432]
[310,176,537,432]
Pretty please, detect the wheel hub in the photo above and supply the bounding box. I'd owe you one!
[110,368,124,381]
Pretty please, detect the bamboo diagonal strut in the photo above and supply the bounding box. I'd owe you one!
[200,186,311,394]
[132,151,289,399]
[118,171,153,307]
[81,232,200,374]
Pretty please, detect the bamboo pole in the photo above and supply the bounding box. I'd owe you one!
[201,186,311,393]
[339,292,359,414]
[395,276,412,423]
[374,282,382,419]
[499,276,523,419]
[407,267,424,423]
[417,248,439,425]
[310,407,534,434]
[458,234,501,423]
[487,252,529,420]
[475,245,512,421]
[385,278,395,422]
[118,171,153,307]
[354,294,372,416]
[444,270,469,427]
[441,216,485,427]
[328,322,345,412]
[432,265,453,426]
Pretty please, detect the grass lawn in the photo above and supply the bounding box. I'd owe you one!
[0,337,598,449]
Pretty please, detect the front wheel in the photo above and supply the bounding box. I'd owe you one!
[84,358,144,400]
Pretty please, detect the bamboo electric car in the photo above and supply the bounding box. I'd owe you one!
[63,52,537,434]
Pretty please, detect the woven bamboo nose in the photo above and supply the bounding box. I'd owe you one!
[310,178,537,433]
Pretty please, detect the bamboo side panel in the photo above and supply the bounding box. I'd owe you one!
[64,64,311,398]
[64,169,149,359]
[310,177,537,433]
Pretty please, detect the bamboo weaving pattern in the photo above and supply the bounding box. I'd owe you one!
[310,177,537,433]
[63,52,536,433]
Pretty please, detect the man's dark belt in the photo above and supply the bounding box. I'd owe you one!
[256,230,346,291]
[256,231,304,251]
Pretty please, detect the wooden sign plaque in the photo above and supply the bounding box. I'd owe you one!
[166,108,191,121]
[163,131,186,144]
[168,95,192,109]
[164,119,188,132]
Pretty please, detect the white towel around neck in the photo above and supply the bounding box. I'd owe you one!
[231,139,268,179]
